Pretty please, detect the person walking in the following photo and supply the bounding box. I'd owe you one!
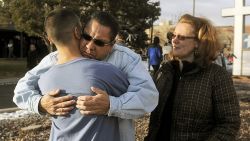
[147,36,163,74]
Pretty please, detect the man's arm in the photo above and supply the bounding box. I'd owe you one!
[13,51,75,115]
[13,52,56,113]
[108,56,158,119]
[77,45,159,119]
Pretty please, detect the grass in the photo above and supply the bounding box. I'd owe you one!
[0,58,27,79]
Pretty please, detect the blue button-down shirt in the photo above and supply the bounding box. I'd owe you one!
[13,44,159,141]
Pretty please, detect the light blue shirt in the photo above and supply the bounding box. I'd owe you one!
[13,44,159,141]
[39,58,128,141]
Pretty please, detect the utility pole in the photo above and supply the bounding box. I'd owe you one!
[193,0,195,16]
[150,17,153,44]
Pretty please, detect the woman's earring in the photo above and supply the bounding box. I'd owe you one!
[194,47,199,56]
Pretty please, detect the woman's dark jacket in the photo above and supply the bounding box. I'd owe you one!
[145,61,240,141]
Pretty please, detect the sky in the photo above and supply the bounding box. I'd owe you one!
[155,0,249,26]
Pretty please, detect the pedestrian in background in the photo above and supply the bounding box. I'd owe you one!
[115,30,127,47]
[162,32,173,61]
[147,36,162,74]
[7,39,14,58]
[27,42,38,70]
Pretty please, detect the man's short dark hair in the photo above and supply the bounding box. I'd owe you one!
[45,8,81,45]
[88,11,119,42]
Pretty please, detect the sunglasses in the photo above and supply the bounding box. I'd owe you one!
[172,33,197,41]
[81,33,114,47]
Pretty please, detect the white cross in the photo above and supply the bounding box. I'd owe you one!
[222,0,250,75]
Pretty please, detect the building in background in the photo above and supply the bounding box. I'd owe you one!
[0,23,49,59]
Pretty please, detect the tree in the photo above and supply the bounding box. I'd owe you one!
[111,0,161,48]
[0,0,12,25]
[0,0,160,48]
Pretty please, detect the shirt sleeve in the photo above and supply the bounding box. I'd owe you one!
[13,52,57,114]
[108,51,159,119]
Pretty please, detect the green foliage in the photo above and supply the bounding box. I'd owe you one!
[0,0,160,48]
[0,0,11,24]
[9,0,45,36]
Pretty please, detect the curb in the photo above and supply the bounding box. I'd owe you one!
[0,107,20,113]
[0,78,20,85]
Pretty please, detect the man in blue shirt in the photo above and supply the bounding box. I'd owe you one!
[14,10,159,141]
[38,8,129,140]
[147,36,163,74]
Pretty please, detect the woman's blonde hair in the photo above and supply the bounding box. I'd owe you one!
[178,14,221,67]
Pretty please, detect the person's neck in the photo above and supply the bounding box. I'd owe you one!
[180,54,194,63]
[56,45,82,64]
[179,54,194,71]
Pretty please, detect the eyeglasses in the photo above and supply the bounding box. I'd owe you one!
[172,33,197,41]
[81,33,114,47]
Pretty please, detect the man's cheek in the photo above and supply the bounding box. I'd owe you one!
[81,52,92,59]
[80,40,88,48]
[79,47,85,55]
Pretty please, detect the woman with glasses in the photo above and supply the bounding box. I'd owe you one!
[145,14,240,141]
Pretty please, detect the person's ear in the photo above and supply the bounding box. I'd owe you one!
[74,26,81,40]
[46,35,53,46]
